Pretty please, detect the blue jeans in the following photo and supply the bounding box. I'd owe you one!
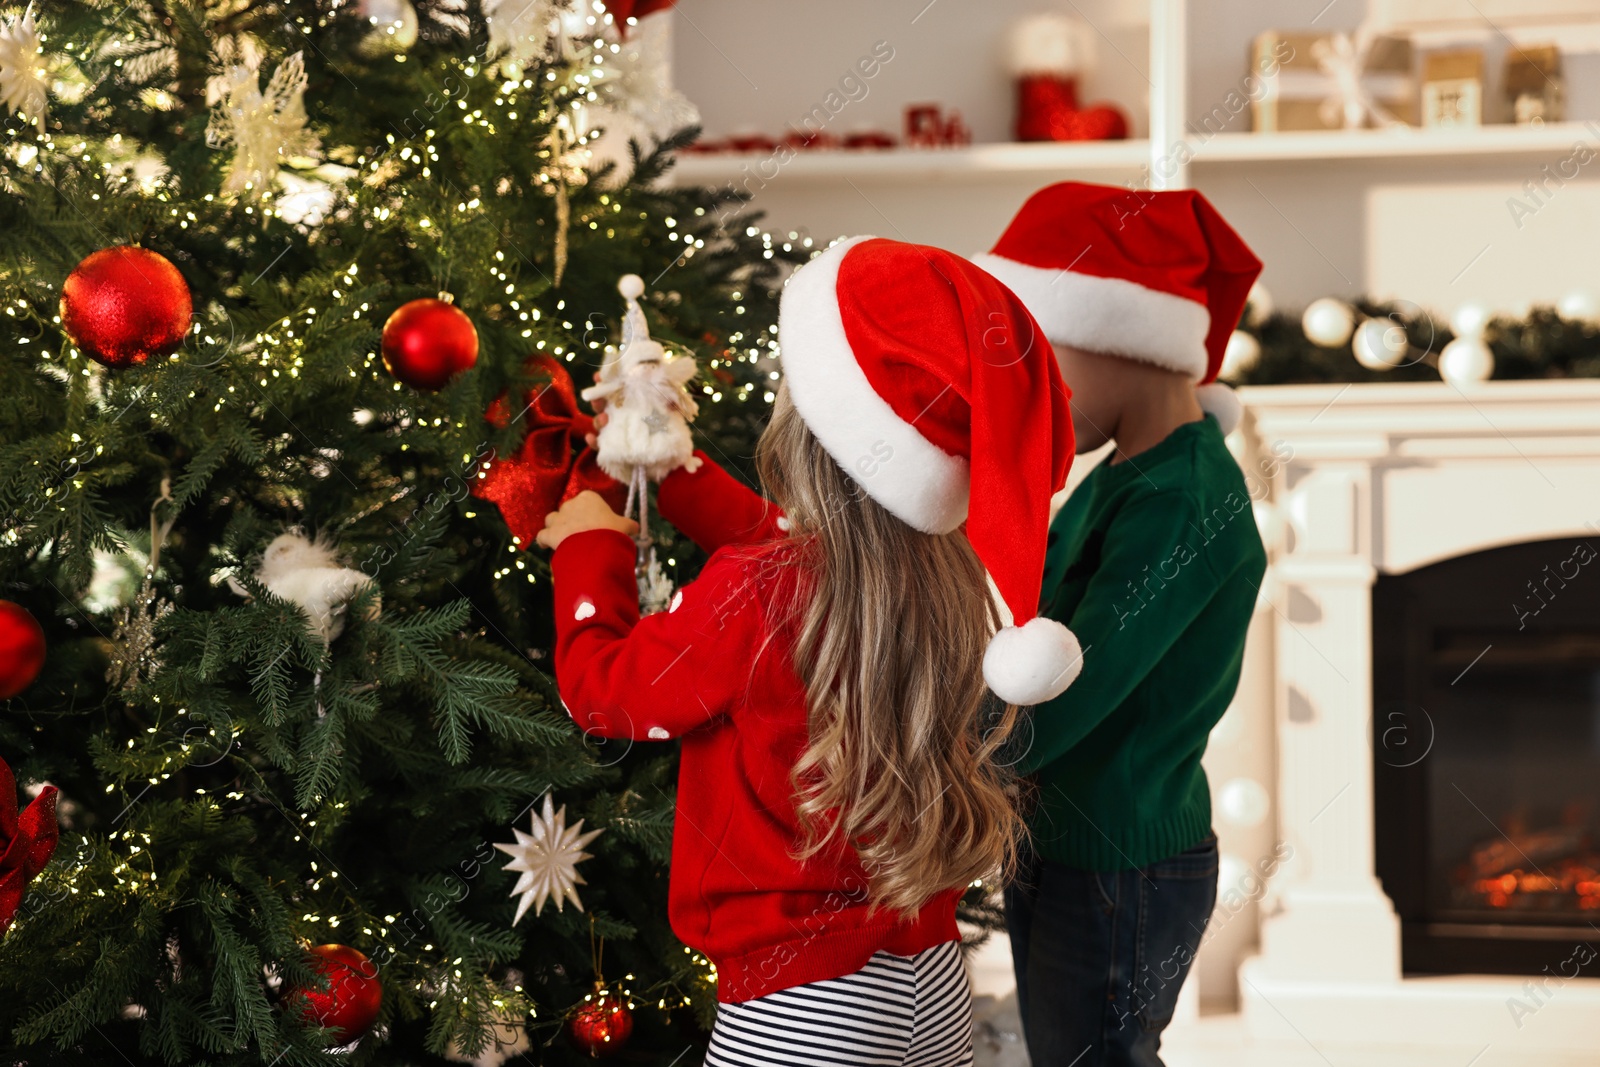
[1004,834,1219,1067]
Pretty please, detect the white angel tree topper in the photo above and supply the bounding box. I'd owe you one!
[496,793,603,924]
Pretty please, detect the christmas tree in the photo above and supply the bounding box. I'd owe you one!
[0,1,810,1063]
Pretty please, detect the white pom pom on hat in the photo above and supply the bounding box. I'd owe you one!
[1196,381,1243,435]
[984,616,1085,707]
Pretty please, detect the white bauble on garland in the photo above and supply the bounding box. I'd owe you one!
[1252,501,1288,555]
[1221,329,1261,378]
[1439,337,1494,385]
[1245,280,1274,327]
[1351,317,1409,370]
[1558,291,1598,322]
[1302,298,1355,348]
[1217,777,1271,828]
[1449,301,1491,340]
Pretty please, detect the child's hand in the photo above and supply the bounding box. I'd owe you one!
[536,491,639,550]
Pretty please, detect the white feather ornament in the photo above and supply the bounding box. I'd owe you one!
[236,531,380,644]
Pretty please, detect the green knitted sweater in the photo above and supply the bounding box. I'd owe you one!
[1020,415,1267,870]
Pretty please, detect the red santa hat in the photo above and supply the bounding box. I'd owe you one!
[972,182,1262,433]
[778,236,1082,706]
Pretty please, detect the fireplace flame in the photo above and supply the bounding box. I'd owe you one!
[1460,819,1600,911]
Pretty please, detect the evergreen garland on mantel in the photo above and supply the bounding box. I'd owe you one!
[1230,302,1600,386]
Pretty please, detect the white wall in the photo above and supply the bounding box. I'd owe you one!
[670,0,1150,146]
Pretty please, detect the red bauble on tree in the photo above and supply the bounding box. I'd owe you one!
[565,984,634,1059]
[287,944,383,1045]
[0,601,46,700]
[380,298,479,391]
[59,246,193,369]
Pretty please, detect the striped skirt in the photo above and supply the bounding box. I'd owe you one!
[704,940,974,1067]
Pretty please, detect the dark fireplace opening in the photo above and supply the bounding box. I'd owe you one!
[1374,536,1600,976]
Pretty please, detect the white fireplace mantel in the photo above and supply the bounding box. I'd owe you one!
[1233,379,1600,1054]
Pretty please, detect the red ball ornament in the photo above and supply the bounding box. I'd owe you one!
[380,298,479,391]
[60,246,193,369]
[565,985,634,1059]
[288,944,382,1045]
[0,601,46,700]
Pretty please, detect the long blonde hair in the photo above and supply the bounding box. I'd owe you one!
[756,387,1023,916]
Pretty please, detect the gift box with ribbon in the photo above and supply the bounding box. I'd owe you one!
[1251,29,1417,132]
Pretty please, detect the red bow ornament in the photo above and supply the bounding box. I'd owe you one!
[471,354,627,546]
[0,755,59,933]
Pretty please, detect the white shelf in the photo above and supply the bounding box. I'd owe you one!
[668,140,1151,185]
[668,122,1600,187]
[1189,122,1600,164]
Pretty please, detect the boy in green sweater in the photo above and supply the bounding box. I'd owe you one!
[975,182,1267,1066]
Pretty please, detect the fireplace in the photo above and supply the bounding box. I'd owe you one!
[1228,380,1600,1055]
[1373,537,1600,976]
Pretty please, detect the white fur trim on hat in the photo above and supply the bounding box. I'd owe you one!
[780,236,971,535]
[972,253,1210,380]
[1195,382,1242,435]
[983,616,1084,706]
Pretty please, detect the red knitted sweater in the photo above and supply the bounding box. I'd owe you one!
[549,454,960,1003]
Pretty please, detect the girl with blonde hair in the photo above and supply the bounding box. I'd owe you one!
[537,237,1081,1066]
